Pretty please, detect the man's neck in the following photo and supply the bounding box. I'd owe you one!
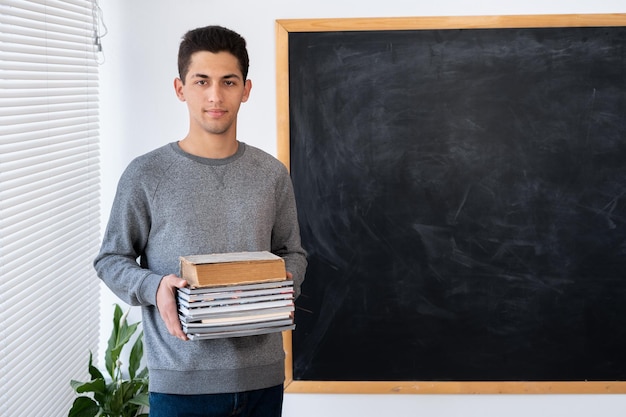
[178,134,239,159]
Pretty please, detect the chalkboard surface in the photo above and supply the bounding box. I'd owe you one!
[287,24,626,384]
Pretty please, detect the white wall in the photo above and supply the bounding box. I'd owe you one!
[98,1,626,416]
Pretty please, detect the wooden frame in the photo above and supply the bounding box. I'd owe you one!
[276,14,626,394]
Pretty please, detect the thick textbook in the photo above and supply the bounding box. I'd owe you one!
[179,251,286,288]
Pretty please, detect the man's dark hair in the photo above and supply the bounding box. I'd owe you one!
[177,25,249,83]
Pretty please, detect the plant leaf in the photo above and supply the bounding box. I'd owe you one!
[128,331,144,379]
[87,351,104,381]
[70,378,106,394]
[109,380,132,415]
[108,315,140,381]
[114,321,140,359]
[68,396,100,417]
[105,304,123,379]
[129,392,150,407]
[137,367,149,379]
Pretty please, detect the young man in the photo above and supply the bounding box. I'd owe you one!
[94,26,307,416]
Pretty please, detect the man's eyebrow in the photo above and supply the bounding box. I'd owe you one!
[189,73,242,80]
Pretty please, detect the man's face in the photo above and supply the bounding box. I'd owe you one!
[175,51,251,139]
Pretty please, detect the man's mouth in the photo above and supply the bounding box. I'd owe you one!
[205,109,227,117]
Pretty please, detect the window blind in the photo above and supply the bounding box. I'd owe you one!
[0,1,101,415]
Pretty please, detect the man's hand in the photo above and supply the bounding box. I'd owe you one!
[156,274,189,341]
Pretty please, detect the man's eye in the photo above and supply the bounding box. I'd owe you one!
[224,80,235,86]
[196,80,207,86]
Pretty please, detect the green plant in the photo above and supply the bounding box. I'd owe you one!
[69,304,149,417]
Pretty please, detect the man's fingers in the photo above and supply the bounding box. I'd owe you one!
[157,274,189,341]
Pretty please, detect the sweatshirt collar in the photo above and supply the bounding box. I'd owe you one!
[170,141,246,166]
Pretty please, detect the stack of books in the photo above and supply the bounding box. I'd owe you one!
[177,251,295,340]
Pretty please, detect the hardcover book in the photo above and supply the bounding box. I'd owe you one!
[179,251,286,288]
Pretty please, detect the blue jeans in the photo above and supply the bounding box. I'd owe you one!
[148,384,284,417]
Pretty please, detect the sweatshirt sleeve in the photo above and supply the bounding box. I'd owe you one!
[271,167,308,299]
[93,161,163,307]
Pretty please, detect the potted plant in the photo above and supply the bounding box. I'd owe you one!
[69,304,149,417]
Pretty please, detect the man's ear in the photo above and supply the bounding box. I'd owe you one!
[241,79,252,103]
[174,77,186,102]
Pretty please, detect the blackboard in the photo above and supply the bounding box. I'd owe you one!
[276,15,626,393]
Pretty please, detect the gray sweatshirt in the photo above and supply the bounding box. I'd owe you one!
[94,141,307,394]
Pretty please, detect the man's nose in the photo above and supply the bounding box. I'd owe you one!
[206,85,223,102]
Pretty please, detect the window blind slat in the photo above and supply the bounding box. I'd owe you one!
[0,109,99,127]
[0,32,99,54]
[0,46,96,63]
[0,126,99,153]
[1,77,98,88]
[0,117,99,138]
[0,59,93,72]
[1,16,93,36]
[0,25,93,44]
[0,86,98,98]
[0,130,98,154]
[0,81,98,90]
[0,1,101,415]
[0,11,92,38]
[0,100,98,117]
